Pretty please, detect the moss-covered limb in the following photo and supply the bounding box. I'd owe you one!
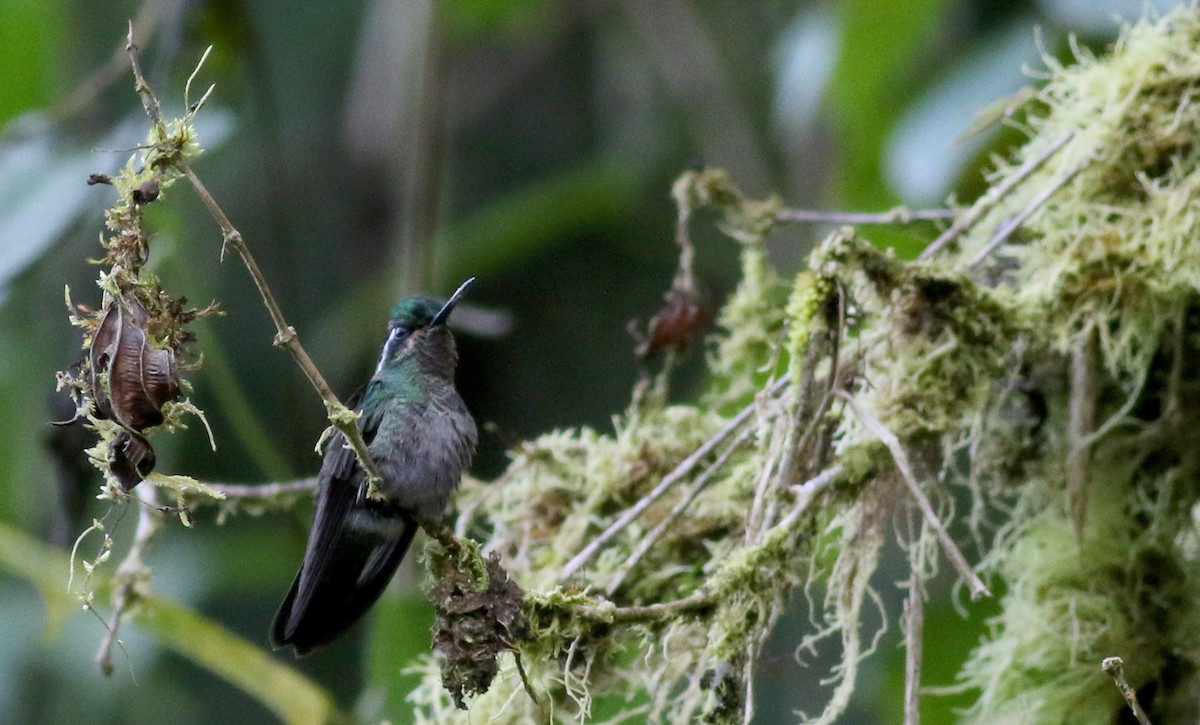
[57,30,227,675]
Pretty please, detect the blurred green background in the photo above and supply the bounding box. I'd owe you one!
[0,0,1179,722]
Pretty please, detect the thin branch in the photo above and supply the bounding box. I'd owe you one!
[1066,326,1098,540]
[605,426,756,596]
[968,153,1092,267]
[743,409,786,545]
[776,207,955,226]
[840,393,991,600]
[777,464,843,531]
[123,31,388,497]
[125,22,164,132]
[741,652,756,725]
[97,485,163,675]
[903,510,929,725]
[576,589,716,626]
[1101,657,1153,725]
[203,478,319,501]
[558,374,790,580]
[918,130,1073,260]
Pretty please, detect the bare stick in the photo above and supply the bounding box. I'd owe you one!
[124,30,386,495]
[125,22,164,130]
[605,426,756,595]
[968,153,1091,267]
[903,511,929,725]
[203,478,319,500]
[1101,657,1153,725]
[918,130,1073,261]
[839,393,990,599]
[1066,327,1098,540]
[558,374,790,580]
[777,464,843,531]
[776,208,954,226]
[97,485,163,675]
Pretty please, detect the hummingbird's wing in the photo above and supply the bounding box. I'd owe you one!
[270,382,418,655]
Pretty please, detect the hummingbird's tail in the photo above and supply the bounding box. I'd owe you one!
[271,475,418,656]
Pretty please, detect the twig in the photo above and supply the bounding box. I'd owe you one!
[778,464,843,531]
[1066,327,1098,540]
[1101,657,1153,725]
[743,382,795,545]
[123,30,387,496]
[776,208,955,226]
[572,589,716,625]
[605,426,756,596]
[968,153,1092,267]
[903,510,929,725]
[125,23,164,132]
[97,485,163,675]
[558,374,790,580]
[741,654,756,725]
[839,393,990,600]
[512,652,541,708]
[671,175,697,287]
[918,130,1073,260]
[203,478,318,501]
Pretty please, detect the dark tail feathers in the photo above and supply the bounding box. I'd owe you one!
[271,479,418,655]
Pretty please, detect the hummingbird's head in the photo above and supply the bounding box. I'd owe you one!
[376,278,474,378]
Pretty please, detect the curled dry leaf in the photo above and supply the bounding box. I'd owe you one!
[88,294,181,488]
[109,429,156,490]
[634,284,714,359]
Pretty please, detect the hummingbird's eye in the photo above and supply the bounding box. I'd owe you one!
[384,325,411,353]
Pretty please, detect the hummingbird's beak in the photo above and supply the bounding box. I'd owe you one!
[431,277,475,327]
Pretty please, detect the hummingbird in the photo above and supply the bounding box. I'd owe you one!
[271,279,478,655]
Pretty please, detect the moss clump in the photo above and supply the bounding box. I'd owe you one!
[429,543,528,710]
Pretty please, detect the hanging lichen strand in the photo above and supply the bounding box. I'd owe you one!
[401,7,1200,724]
